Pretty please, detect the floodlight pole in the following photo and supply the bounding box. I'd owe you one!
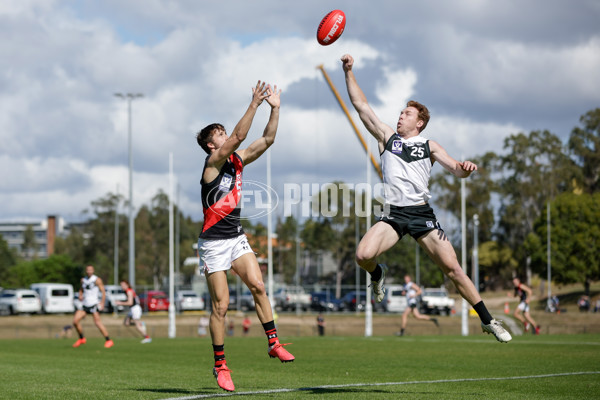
[114,92,143,289]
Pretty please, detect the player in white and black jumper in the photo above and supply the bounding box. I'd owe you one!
[341,53,511,343]
[196,81,294,392]
[72,265,114,348]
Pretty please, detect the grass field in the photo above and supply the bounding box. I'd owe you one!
[1,334,599,399]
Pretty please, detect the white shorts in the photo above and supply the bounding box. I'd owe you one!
[517,301,530,313]
[128,304,142,320]
[199,234,254,274]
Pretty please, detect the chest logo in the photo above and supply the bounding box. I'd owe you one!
[391,140,403,153]
[219,173,233,191]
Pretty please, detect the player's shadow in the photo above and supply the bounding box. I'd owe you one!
[134,387,213,395]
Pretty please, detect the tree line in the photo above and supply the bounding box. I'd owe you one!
[0,108,598,296]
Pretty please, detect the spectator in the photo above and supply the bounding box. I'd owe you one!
[316,313,325,336]
[242,315,251,336]
[198,316,209,337]
[578,295,590,312]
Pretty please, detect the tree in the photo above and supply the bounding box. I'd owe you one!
[496,130,579,270]
[0,235,18,284]
[529,192,600,292]
[4,254,81,288]
[22,224,37,260]
[569,108,600,194]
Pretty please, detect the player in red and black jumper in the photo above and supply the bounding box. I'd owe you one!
[510,277,540,334]
[196,81,293,392]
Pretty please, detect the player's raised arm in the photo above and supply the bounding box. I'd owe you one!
[429,140,478,178]
[238,84,281,165]
[341,54,393,147]
[208,81,270,166]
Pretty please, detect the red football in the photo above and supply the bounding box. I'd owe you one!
[316,10,346,46]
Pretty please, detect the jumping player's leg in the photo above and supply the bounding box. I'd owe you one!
[418,230,481,306]
[418,229,511,342]
[206,270,230,346]
[232,253,294,362]
[355,221,399,273]
[232,253,272,322]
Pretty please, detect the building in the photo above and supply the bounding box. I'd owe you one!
[0,216,68,259]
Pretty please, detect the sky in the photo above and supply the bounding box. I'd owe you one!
[1,0,599,225]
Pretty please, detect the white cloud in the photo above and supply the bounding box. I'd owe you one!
[0,0,598,224]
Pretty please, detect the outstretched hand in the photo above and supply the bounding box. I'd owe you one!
[251,80,270,106]
[265,84,281,109]
[341,54,354,72]
[459,160,478,175]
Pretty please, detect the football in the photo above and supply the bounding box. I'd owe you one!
[316,10,346,46]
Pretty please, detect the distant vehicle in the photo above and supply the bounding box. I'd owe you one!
[274,286,311,311]
[0,289,42,315]
[139,290,169,312]
[339,291,386,312]
[385,285,408,313]
[102,285,127,313]
[420,287,455,315]
[240,290,255,311]
[176,290,205,311]
[310,292,341,312]
[30,283,74,314]
[73,292,82,311]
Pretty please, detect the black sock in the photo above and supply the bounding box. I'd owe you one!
[105,337,110,341]
[370,264,382,282]
[78,333,84,339]
[473,301,493,325]
[262,320,278,346]
[213,344,226,368]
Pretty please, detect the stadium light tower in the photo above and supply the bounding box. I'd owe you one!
[114,92,143,289]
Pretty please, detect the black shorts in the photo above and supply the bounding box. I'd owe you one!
[82,305,100,314]
[379,203,443,240]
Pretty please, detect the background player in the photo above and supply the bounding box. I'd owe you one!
[509,277,540,334]
[72,265,114,348]
[115,280,152,343]
[398,274,438,336]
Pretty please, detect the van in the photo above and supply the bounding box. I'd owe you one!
[30,283,75,314]
[102,285,127,313]
[385,285,408,313]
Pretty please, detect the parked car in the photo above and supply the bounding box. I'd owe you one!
[310,292,341,312]
[385,285,408,313]
[420,287,455,315]
[102,285,127,313]
[240,290,255,311]
[176,290,205,311]
[30,283,74,314]
[0,289,42,315]
[139,290,169,312]
[274,286,311,311]
[339,291,386,312]
[339,291,367,312]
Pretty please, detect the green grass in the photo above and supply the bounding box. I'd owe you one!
[1,334,599,399]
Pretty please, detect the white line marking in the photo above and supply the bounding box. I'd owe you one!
[159,371,600,400]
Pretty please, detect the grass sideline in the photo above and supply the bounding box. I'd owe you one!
[1,334,599,399]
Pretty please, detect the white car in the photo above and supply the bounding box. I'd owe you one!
[0,289,42,315]
[420,287,456,315]
[176,290,205,311]
[102,285,128,313]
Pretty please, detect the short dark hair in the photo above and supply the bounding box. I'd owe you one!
[407,100,430,132]
[196,123,224,154]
